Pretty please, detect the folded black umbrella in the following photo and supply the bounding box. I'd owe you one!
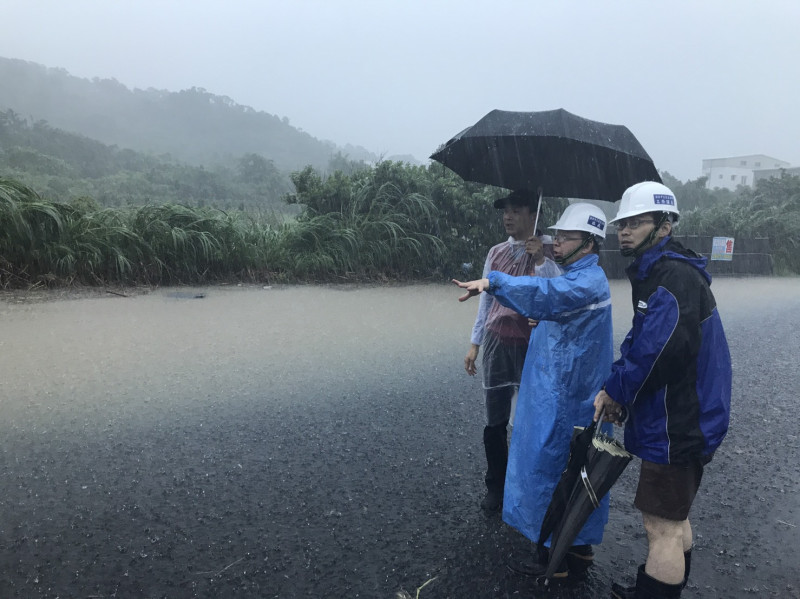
[535,419,598,562]
[543,411,633,581]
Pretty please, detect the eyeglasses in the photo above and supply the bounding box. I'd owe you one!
[614,217,655,231]
[553,233,585,244]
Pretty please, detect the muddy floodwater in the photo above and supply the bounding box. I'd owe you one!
[1,279,798,598]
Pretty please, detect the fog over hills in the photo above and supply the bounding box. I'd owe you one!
[0,57,415,172]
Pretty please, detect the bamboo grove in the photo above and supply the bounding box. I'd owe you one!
[1,164,799,289]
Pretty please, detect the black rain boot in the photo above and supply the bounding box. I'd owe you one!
[565,544,594,577]
[611,564,684,599]
[507,544,568,580]
[611,550,691,598]
[481,423,508,511]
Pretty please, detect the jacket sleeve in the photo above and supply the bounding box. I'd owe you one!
[487,267,603,321]
[603,272,696,406]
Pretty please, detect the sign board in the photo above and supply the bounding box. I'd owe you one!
[711,237,734,261]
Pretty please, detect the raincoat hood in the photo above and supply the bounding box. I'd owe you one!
[630,237,711,284]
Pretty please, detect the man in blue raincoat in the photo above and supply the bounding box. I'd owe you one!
[454,202,615,580]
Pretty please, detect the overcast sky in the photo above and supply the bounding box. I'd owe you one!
[3,0,798,181]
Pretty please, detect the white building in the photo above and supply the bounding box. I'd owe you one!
[702,154,791,191]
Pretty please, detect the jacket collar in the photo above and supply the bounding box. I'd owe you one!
[564,253,599,272]
[628,236,711,283]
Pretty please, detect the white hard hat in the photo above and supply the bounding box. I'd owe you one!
[611,181,679,223]
[549,203,607,239]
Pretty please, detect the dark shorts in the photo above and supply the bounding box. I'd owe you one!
[634,458,706,521]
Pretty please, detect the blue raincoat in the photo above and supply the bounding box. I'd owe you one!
[486,254,614,546]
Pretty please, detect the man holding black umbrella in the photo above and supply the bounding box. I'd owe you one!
[593,182,732,599]
[464,189,561,512]
[454,202,615,579]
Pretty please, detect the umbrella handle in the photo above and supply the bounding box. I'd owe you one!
[594,405,627,433]
[593,407,606,439]
[533,188,543,234]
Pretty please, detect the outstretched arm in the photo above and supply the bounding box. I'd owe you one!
[452,278,490,302]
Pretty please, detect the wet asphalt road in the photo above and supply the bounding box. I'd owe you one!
[0,279,798,598]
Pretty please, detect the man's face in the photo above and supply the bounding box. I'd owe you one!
[502,203,534,240]
[552,230,587,265]
[615,214,658,254]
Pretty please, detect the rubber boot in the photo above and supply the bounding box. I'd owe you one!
[565,544,594,577]
[611,564,684,599]
[507,544,568,579]
[612,550,691,598]
[681,549,691,589]
[481,423,508,511]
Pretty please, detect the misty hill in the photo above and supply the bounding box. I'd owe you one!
[0,57,379,171]
[0,106,299,210]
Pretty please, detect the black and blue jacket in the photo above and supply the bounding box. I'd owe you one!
[603,237,731,464]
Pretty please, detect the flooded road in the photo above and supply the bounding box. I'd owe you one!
[1,279,798,598]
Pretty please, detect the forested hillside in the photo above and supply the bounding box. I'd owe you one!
[0,108,299,210]
[0,57,377,171]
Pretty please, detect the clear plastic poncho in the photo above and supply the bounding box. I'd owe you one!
[470,238,561,390]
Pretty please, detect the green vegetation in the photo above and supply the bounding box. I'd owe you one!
[0,158,567,288]
[0,178,278,286]
[3,165,799,289]
[678,172,800,274]
[0,109,296,211]
[2,60,798,288]
[0,94,569,289]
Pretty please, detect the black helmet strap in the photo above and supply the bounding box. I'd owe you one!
[555,235,593,265]
[620,212,671,257]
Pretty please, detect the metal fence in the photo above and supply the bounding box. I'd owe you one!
[598,236,773,279]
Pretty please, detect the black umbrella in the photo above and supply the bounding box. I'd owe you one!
[542,410,633,582]
[430,108,661,202]
[535,419,598,562]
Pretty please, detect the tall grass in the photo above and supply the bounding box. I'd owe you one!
[278,182,444,281]
[7,168,796,289]
[1,178,69,285]
[0,176,445,288]
[1,177,281,287]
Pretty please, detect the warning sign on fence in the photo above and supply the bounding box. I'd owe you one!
[711,237,735,261]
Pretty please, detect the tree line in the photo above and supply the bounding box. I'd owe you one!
[2,159,799,289]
